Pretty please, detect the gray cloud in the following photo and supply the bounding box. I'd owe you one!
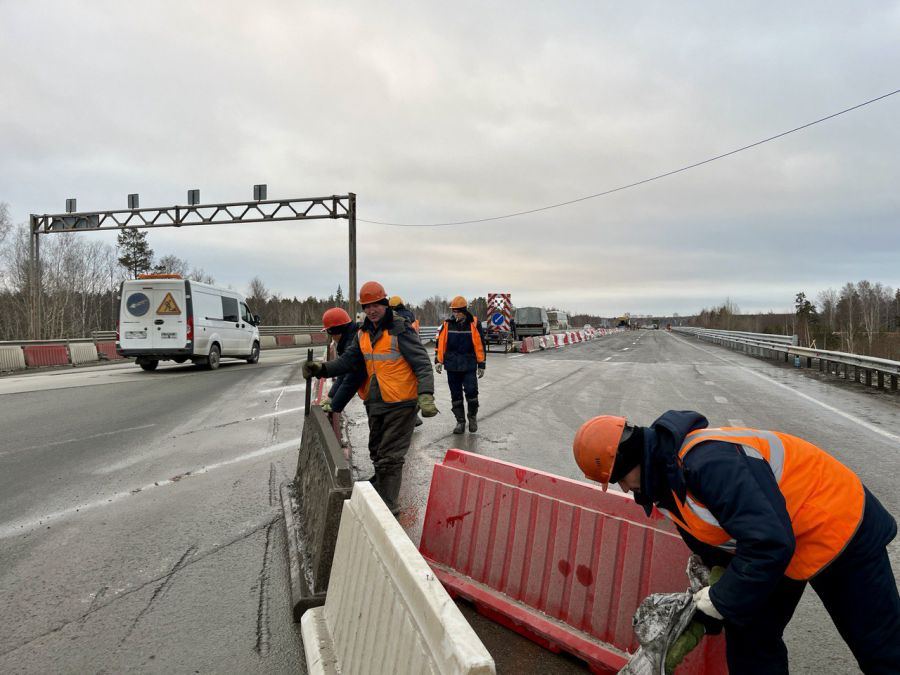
[2,1,898,315]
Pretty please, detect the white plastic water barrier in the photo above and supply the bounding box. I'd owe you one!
[0,346,26,371]
[301,482,495,675]
[69,342,99,365]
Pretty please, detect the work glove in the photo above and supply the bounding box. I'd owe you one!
[320,397,332,413]
[434,363,443,374]
[693,586,723,621]
[665,566,726,674]
[302,360,324,379]
[418,393,439,417]
[477,368,485,379]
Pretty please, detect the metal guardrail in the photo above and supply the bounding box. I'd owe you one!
[674,326,899,391]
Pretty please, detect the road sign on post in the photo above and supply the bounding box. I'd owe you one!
[487,293,512,332]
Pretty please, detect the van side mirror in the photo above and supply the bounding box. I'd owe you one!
[253,314,261,326]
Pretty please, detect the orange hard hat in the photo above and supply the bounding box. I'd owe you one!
[322,307,352,331]
[359,281,387,305]
[450,295,468,309]
[573,415,627,491]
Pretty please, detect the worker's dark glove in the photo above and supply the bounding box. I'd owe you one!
[434,363,443,374]
[418,393,438,417]
[476,367,485,379]
[302,360,325,379]
[664,566,726,674]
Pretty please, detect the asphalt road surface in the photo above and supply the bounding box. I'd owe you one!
[2,331,898,673]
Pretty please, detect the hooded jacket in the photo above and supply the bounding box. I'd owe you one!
[327,322,365,413]
[637,410,895,626]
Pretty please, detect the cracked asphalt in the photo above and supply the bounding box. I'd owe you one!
[2,331,898,674]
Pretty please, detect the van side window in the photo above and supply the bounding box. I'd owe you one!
[222,296,240,322]
[240,303,253,323]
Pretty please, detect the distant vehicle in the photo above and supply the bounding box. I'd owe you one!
[117,274,260,371]
[515,306,550,336]
[547,311,569,331]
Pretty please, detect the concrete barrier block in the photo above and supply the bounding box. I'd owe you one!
[260,335,277,349]
[283,406,353,618]
[302,482,495,675]
[276,334,294,347]
[95,341,123,360]
[311,332,329,345]
[69,342,99,365]
[22,345,69,367]
[294,334,312,347]
[0,346,26,371]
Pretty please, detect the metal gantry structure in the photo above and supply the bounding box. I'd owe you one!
[28,192,357,339]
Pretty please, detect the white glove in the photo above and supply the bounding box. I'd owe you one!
[476,368,484,379]
[435,363,443,374]
[693,586,723,620]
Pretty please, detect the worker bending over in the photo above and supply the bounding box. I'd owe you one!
[303,281,437,514]
[573,410,900,674]
[435,296,486,434]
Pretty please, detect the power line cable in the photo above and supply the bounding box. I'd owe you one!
[359,88,900,227]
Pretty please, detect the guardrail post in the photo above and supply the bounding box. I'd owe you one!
[865,369,873,387]
[877,371,885,389]
[806,356,812,368]
[819,358,825,372]
[891,375,898,391]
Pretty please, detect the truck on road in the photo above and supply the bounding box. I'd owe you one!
[514,306,550,337]
[117,275,261,371]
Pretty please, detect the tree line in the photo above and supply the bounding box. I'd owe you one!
[691,283,900,360]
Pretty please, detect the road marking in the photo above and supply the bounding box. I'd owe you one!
[2,424,158,457]
[603,356,613,362]
[0,436,303,539]
[258,383,307,394]
[671,333,900,443]
[714,395,729,404]
[622,347,630,351]
[704,381,715,385]
[509,354,525,359]
[256,406,304,420]
[533,381,553,391]
[728,419,745,427]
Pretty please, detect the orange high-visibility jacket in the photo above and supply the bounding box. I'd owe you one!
[357,329,418,403]
[436,320,485,365]
[660,427,864,580]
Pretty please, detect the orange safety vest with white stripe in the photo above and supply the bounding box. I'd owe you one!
[357,329,418,403]
[436,320,485,364]
[658,427,864,580]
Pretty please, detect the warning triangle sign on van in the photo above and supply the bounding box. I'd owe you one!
[156,292,181,315]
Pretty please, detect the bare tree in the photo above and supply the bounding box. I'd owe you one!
[188,267,215,284]
[246,276,270,308]
[153,254,191,277]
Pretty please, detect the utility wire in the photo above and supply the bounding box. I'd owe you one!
[359,88,900,227]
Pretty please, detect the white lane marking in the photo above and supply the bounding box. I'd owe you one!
[509,354,525,359]
[0,436,303,539]
[258,383,307,394]
[672,333,900,443]
[534,381,553,391]
[256,406,304,420]
[603,356,613,362]
[728,419,745,427]
[714,395,729,404]
[622,347,630,351]
[704,381,715,386]
[3,424,158,457]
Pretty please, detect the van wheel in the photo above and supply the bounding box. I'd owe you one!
[139,359,159,371]
[206,344,221,370]
[246,342,260,364]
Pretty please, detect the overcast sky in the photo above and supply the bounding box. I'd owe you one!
[2,1,899,316]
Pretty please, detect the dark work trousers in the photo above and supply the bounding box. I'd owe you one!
[446,369,478,403]
[366,404,417,478]
[723,489,900,674]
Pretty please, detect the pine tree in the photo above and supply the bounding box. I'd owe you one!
[117,229,154,278]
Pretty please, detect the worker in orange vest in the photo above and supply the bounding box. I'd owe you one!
[303,281,437,514]
[572,411,900,674]
[435,296,486,434]
[388,295,423,427]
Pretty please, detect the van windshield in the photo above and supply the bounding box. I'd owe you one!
[516,307,543,324]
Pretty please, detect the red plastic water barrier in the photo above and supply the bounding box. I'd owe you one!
[96,341,123,360]
[276,334,293,347]
[419,450,725,674]
[311,332,328,345]
[22,345,69,367]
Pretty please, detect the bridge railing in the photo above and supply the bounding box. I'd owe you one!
[673,326,899,392]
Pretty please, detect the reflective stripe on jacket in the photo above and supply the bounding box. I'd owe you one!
[357,329,418,403]
[660,427,865,580]
[436,320,485,365]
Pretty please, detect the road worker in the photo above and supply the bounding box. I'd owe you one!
[303,281,437,514]
[572,410,900,675]
[318,307,362,415]
[434,296,486,434]
[389,295,420,333]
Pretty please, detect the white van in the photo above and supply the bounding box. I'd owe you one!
[117,275,261,371]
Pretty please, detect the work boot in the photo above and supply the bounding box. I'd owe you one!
[466,396,479,433]
[451,399,466,434]
[375,470,403,516]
